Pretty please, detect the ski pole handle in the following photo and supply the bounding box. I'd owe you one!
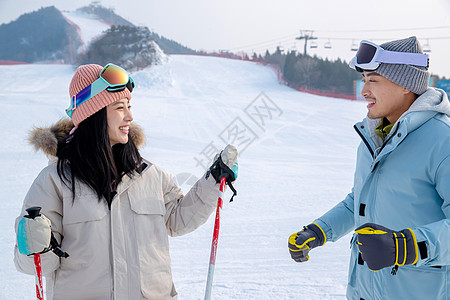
[25,206,42,219]
[25,207,69,259]
[25,207,45,300]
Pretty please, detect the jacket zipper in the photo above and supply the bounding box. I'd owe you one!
[354,125,375,159]
[354,123,404,278]
[354,124,399,171]
[375,126,399,159]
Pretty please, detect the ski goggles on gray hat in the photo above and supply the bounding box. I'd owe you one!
[349,40,429,72]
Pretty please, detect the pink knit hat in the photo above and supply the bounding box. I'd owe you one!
[69,64,132,127]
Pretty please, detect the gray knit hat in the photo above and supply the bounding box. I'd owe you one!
[376,36,430,95]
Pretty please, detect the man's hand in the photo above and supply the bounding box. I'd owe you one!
[355,223,418,271]
[289,223,326,262]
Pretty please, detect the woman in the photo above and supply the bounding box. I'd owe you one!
[14,63,238,299]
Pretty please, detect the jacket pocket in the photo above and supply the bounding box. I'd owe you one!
[347,234,358,289]
[382,265,447,299]
[127,189,168,249]
[128,190,166,215]
[57,191,112,296]
[127,189,174,299]
[62,191,109,225]
[54,228,112,298]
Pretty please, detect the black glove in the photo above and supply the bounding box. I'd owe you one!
[355,223,418,272]
[289,223,326,262]
[205,145,238,202]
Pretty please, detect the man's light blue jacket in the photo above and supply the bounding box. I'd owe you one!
[315,88,450,300]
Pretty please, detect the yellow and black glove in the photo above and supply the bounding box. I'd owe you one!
[355,223,419,273]
[288,223,326,262]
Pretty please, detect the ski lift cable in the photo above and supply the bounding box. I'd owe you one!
[226,33,299,51]
[225,30,450,53]
[226,36,298,52]
[315,25,450,34]
[231,34,450,54]
[228,26,450,51]
[240,35,450,53]
[320,36,450,41]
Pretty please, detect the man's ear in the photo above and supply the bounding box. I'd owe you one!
[402,87,411,95]
[402,87,419,102]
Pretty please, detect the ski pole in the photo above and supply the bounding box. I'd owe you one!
[204,176,227,300]
[25,207,45,300]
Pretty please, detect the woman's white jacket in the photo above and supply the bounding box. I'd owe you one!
[14,120,219,300]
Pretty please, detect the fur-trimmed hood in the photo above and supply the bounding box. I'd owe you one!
[28,119,146,157]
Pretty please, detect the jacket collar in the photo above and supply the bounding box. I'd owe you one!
[115,159,152,197]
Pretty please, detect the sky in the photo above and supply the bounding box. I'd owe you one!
[1,0,450,77]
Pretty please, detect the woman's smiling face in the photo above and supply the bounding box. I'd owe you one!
[106,98,133,146]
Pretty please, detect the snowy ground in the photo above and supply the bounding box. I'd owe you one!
[0,55,368,299]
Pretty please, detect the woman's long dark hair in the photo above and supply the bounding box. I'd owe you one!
[57,107,142,208]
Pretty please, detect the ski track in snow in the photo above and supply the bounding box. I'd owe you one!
[62,11,111,54]
[0,55,368,299]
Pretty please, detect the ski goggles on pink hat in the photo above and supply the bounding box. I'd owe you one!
[66,63,135,118]
[349,40,429,72]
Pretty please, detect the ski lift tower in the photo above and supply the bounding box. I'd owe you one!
[296,30,318,55]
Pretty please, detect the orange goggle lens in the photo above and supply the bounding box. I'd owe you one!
[101,64,130,86]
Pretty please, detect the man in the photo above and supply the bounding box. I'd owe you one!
[289,36,450,299]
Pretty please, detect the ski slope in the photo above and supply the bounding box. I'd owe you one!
[0,55,368,299]
[62,10,112,54]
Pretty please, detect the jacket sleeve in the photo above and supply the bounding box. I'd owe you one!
[413,155,450,267]
[313,189,355,243]
[162,170,219,237]
[14,165,63,276]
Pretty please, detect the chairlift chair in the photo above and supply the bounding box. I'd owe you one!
[324,40,332,49]
[423,39,431,53]
[290,46,297,54]
[310,41,318,49]
[351,40,358,51]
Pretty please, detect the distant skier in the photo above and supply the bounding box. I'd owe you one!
[289,37,450,299]
[14,63,238,299]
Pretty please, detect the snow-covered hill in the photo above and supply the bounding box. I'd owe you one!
[0,55,368,299]
[0,4,191,65]
[62,9,112,54]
